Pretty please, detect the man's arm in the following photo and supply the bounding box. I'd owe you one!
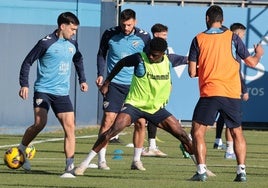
[188,37,199,78]
[188,61,198,78]
[97,29,111,78]
[99,53,141,95]
[243,44,264,68]
[168,54,188,67]
[73,47,87,84]
[19,40,47,88]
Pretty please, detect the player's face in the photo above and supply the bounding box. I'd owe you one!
[234,29,246,40]
[148,50,164,63]
[154,31,168,40]
[120,18,136,35]
[59,23,78,40]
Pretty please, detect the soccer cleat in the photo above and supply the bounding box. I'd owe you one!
[234,172,247,182]
[179,144,190,158]
[190,172,208,182]
[74,165,87,176]
[213,143,226,150]
[60,172,76,178]
[98,161,110,170]
[60,163,76,178]
[206,168,216,177]
[224,152,236,160]
[109,138,122,144]
[131,161,146,171]
[141,147,167,157]
[22,158,31,171]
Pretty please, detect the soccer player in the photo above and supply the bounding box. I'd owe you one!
[74,37,194,176]
[95,9,151,170]
[214,23,249,160]
[188,5,264,181]
[18,12,88,178]
[142,23,188,158]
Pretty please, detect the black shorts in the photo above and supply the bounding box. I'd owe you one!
[121,103,172,125]
[192,96,242,128]
[103,82,130,113]
[33,92,73,114]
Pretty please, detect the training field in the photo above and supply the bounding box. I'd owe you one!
[0,125,267,188]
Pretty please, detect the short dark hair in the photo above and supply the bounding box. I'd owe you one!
[57,12,80,26]
[206,5,223,26]
[151,23,168,34]
[150,37,167,52]
[230,23,246,32]
[120,9,136,21]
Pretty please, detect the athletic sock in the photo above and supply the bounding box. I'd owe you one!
[197,164,207,174]
[237,164,246,174]
[215,138,223,145]
[133,147,142,162]
[226,141,234,153]
[149,139,157,150]
[18,143,27,157]
[80,150,97,168]
[66,157,74,171]
[98,148,107,163]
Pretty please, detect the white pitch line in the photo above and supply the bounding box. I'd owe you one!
[0,132,127,149]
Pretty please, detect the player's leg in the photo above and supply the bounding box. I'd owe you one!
[214,113,225,149]
[98,111,117,170]
[57,111,76,177]
[223,98,246,182]
[229,126,247,181]
[189,97,219,181]
[51,95,76,178]
[75,109,133,176]
[132,118,146,170]
[18,92,49,171]
[97,83,129,169]
[142,121,167,157]
[190,121,208,181]
[225,128,236,159]
[158,115,193,155]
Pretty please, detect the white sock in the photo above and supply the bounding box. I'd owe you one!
[226,141,234,153]
[197,164,207,174]
[98,148,107,163]
[133,148,142,162]
[80,150,97,168]
[215,138,223,145]
[149,139,157,150]
[237,164,246,174]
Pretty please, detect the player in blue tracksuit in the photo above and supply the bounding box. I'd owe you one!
[80,9,151,171]
[18,12,88,178]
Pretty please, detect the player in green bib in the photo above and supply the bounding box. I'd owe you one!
[125,51,171,114]
[74,37,195,175]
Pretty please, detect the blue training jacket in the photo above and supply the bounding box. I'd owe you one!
[97,26,151,85]
[19,30,86,96]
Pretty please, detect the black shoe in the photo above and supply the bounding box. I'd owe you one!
[109,138,121,144]
[190,172,208,182]
[234,173,247,182]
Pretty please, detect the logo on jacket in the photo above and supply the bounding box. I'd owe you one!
[132,41,139,48]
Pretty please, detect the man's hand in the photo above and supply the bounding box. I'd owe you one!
[99,81,110,96]
[19,87,29,100]
[80,82,88,92]
[95,76,104,88]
